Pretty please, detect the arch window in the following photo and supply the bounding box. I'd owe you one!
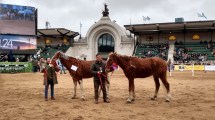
[98,33,114,52]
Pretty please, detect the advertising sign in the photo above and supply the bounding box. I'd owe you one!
[0,35,36,49]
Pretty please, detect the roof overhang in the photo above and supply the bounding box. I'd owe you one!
[124,20,215,34]
[37,28,79,37]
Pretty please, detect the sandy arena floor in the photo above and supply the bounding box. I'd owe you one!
[0,70,215,120]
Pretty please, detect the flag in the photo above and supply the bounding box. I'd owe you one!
[146,16,151,21]
[143,16,151,21]
[197,13,203,17]
[197,13,207,19]
[202,13,207,19]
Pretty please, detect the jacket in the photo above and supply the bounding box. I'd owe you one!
[42,64,59,85]
[90,60,107,81]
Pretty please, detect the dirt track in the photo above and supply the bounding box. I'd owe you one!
[0,70,215,120]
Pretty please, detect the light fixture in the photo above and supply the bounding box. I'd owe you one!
[192,34,200,40]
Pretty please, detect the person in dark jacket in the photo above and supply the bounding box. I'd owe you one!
[91,53,110,104]
[42,58,59,101]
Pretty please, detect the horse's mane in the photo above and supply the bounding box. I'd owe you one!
[114,53,136,61]
[59,52,78,61]
[59,52,69,60]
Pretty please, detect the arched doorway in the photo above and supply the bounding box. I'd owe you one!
[98,33,114,59]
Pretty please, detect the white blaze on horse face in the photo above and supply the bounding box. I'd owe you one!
[106,57,109,63]
[105,57,110,69]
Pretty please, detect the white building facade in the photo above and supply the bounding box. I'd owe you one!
[66,15,134,60]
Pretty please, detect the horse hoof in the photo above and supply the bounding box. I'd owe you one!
[126,99,133,103]
[81,97,85,101]
[165,98,170,102]
[151,97,155,100]
[71,96,76,99]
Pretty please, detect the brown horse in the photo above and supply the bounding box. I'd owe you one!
[105,52,171,103]
[50,51,110,100]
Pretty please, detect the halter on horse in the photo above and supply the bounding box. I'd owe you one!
[105,52,171,103]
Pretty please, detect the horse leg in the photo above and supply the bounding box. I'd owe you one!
[151,75,160,100]
[79,80,85,100]
[106,74,110,99]
[160,75,171,102]
[127,79,134,103]
[71,79,77,99]
[132,81,135,101]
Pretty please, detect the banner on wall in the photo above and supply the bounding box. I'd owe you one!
[0,62,32,73]
[204,65,215,71]
[0,35,36,50]
[174,65,204,71]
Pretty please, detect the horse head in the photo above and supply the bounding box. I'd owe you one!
[105,52,118,73]
[50,51,62,67]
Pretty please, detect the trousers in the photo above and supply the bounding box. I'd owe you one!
[44,79,54,98]
[94,78,107,100]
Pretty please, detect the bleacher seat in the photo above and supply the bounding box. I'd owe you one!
[174,41,215,61]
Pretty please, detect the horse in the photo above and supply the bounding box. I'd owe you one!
[105,52,171,103]
[50,51,110,100]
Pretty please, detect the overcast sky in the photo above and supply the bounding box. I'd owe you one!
[1,0,215,36]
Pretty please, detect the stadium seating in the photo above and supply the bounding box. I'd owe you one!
[134,43,169,60]
[174,41,215,62]
[37,45,70,59]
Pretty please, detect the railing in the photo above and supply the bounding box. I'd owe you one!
[73,37,88,43]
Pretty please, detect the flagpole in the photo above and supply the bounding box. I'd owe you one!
[79,22,82,39]
[130,18,131,37]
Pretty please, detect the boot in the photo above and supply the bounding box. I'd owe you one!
[104,98,110,103]
[45,98,48,101]
[51,97,55,100]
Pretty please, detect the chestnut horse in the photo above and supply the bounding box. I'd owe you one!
[105,53,171,103]
[50,51,110,100]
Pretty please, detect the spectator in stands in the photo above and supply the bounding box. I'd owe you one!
[207,43,211,49]
[200,40,203,44]
[167,59,172,72]
[57,44,60,49]
[1,55,8,62]
[147,50,151,57]
[174,41,179,45]
[31,57,38,73]
[16,57,20,62]
[212,50,215,57]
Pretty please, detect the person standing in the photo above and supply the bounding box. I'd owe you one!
[42,58,59,101]
[56,59,66,74]
[91,53,110,104]
[167,59,172,72]
[39,57,46,72]
[31,57,38,73]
